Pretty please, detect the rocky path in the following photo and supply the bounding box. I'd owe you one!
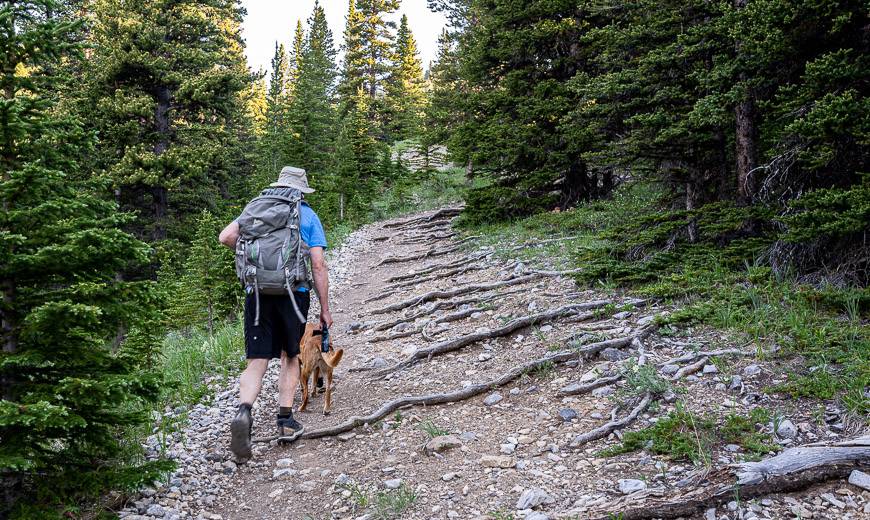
[121,208,870,520]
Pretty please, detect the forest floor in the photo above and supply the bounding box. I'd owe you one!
[120,207,869,520]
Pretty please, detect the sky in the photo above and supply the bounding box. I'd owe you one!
[240,0,448,76]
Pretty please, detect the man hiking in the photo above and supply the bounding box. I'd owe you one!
[218,166,333,461]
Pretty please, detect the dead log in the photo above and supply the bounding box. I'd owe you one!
[370,274,544,315]
[374,301,615,376]
[589,436,870,520]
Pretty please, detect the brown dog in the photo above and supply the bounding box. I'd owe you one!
[298,323,343,415]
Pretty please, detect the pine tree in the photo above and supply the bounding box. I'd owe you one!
[286,1,338,184]
[421,28,460,167]
[80,0,255,243]
[261,43,292,175]
[288,20,306,92]
[385,14,426,141]
[166,211,239,335]
[0,1,169,514]
[338,0,367,113]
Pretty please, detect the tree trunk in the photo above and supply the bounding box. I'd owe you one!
[734,0,758,204]
[465,158,473,185]
[152,85,172,241]
[563,159,588,206]
[686,173,700,243]
[601,170,614,198]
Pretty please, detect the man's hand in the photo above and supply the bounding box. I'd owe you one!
[320,309,333,329]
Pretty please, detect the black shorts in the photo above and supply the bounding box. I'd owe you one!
[244,291,310,359]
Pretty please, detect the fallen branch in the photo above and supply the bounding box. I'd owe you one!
[590,436,870,520]
[374,301,614,376]
[370,274,544,315]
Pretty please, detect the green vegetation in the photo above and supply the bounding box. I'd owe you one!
[464,184,868,417]
[599,406,778,463]
[339,482,418,520]
[416,419,450,438]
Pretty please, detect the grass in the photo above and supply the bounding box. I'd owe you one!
[598,404,778,463]
[339,482,418,520]
[462,182,869,418]
[416,419,450,438]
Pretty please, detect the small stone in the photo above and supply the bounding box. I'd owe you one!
[591,386,615,398]
[275,458,293,468]
[821,493,845,509]
[743,364,761,377]
[384,478,402,489]
[729,375,743,391]
[460,431,477,442]
[273,468,297,479]
[510,387,521,396]
[338,432,356,442]
[618,479,646,494]
[297,482,315,492]
[589,412,603,420]
[724,444,741,453]
[335,473,351,486]
[500,443,516,455]
[558,408,578,422]
[483,392,503,406]
[145,505,165,517]
[727,500,738,511]
[441,472,458,482]
[525,513,550,520]
[638,315,655,325]
[613,311,632,320]
[370,357,387,369]
[600,348,629,361]
[480,455,515,469]
[516,488,555,510]
[704,508,716,520]
[424,435,463,455]
[702,364,718,374]
[776,419,797,439]
[478,353,493,362]
[848,470,870,491]
[661,364,680,376]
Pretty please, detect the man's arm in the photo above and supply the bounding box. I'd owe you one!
[309,246,332,328]
[219,221,240,249]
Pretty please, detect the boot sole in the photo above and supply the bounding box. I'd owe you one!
[230,414,252,462]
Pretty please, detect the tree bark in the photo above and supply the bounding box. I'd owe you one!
[152,85,172,241]
[734,0,758,204]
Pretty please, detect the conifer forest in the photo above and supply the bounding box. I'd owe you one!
[0,0,868,519]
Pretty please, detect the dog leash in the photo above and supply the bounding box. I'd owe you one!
[320,323,330,353]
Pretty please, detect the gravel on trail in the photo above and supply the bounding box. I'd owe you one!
[118,209,870,520]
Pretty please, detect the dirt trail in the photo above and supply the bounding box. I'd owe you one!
[124,208,868,520]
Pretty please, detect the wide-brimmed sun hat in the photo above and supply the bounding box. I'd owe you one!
[270,166,315,193]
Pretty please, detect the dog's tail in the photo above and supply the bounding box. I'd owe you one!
[324,348,343,368]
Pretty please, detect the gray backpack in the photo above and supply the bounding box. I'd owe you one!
[235,188,310,325]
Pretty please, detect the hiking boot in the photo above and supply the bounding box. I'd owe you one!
[230,405,253,462]
[276,411,304,439]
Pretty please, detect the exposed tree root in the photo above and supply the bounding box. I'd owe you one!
[658,348,751,367]
[398,232,458,245]
[254,332,655,445]
[589,436,870,520]
[570,393,653,448]
[385,252,490,283]
[363,290,396,304]
[671,356,708,380]
[383,207,463,229]
[374,301,617,377]
[383,265,486,291]
[559,373,624,396]
[374,245,461,267]
[370,274,544,315]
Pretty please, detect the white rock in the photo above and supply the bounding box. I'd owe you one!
[516,488,554,510]
[702,364,718,374]
[776,419,797,439]
[743,364,761,376]
[849,470,870,491]
[384,478,402,489]
[480,455,515,469]
[483,392,503,406]
[441,472,458,482]
[272,468,297,479]
[275,458,293,468]
[618,479,647,494]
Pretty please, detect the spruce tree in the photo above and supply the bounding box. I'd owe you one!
[80,0,255,243]
[261,43,292,175]
[385,14,426,141]
[338,0,368,114]
[287,1,339,184]
[0,1,169,514]
[289,20,306,91]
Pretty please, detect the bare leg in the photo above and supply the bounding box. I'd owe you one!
[238,358,269,405]
[278,351,301,408]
